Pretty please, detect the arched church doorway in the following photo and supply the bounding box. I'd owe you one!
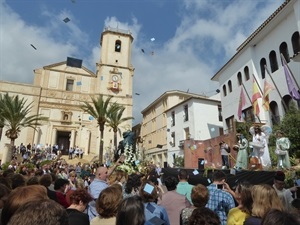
[57,131,70,155]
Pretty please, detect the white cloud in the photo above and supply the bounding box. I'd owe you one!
[0,0,285,123]
[0,1,87,83]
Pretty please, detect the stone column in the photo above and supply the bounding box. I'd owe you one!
[70,129,76,148]
[51,128,57,146]
[2,143,11,164]
[34,128,40,145]
[85,130,90,155]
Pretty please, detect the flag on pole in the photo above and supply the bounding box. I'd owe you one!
[237,87,246,120]
[282,55,300,100]
[252,78,262,116]
[262,79,274,111]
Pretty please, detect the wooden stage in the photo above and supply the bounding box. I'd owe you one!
[161,168,277,188]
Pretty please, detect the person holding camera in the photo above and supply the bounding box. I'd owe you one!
[219,141,230,169]
[206,171,235,225]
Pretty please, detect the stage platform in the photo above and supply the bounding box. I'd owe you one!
[161,168,277,188]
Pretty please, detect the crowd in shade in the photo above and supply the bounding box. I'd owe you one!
[1,153,300,225]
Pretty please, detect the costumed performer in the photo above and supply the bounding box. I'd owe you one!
[249,125,271,170]
[275,130,291,169]
[234,133,248,170]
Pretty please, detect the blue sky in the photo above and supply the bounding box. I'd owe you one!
[0,0,283,124]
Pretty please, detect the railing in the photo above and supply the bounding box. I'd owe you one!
[103,26,132,35]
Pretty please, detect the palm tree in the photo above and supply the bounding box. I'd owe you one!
[80,95,114,163]
[106,103,134,155]
[0,115,4,142]
[0,93,48,161]
[0,117,4,142]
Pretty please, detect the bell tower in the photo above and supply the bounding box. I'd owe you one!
[96,27,134,123]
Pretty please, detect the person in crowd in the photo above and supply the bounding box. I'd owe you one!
[116,196,145,225]
[66,188,93,225]
[272,171,297,210]
[79,148,84,159]
[176,169,194,205]
[90,184,123,225]
[244,184,283,225]
[292,198,300,213]
[261,209,300,225]
[158,176,191,225]
[69,147,74,159]
[234,133,248,170]
[0,184,11,220]
[275,130,291,169]
[81,164,91,179]
[226,181,253,225]
[7,199,68,225]
[147,168,165,203]
[140,180,170,225]
[26,176,39,185]
[188,207,221,225]
[74,146,80,158]
[88,166,109,220]
[219,140,230,169]
[75,162,82,178]
[54,178,70,208]
[39,173,57,201]
[1,185,48,225]
[181,184,209,225]
[10,173,26,189]
[251,126,271,169]
[109,169,128,186]
[66,177,86,205]
[122,173,142,199]
[68,171,77,190]
[87,161,122,220]
[206,171,235,225]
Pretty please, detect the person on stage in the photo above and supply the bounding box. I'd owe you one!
[219,141,230,169]
[275,130,291,169]
[234,133,248,170]
[250,126,271,170]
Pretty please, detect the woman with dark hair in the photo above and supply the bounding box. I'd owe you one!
[123,173,142,199]
[140,180,170,225]
[116,196,145,225]
[189,207,221,225]
[54,178,70,208]
[227,181,253,225]
[66,188,93,225]
[0,184,11,221]
[90,184,123,225]
[261,209,300,225]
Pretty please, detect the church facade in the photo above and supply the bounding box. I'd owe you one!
[0,27,134,162]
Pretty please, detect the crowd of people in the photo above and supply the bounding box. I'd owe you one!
[1,153,300,225]
[11,142,85,164]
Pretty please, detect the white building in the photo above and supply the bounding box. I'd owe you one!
[211,0,300,130]
[165,95,223,165]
